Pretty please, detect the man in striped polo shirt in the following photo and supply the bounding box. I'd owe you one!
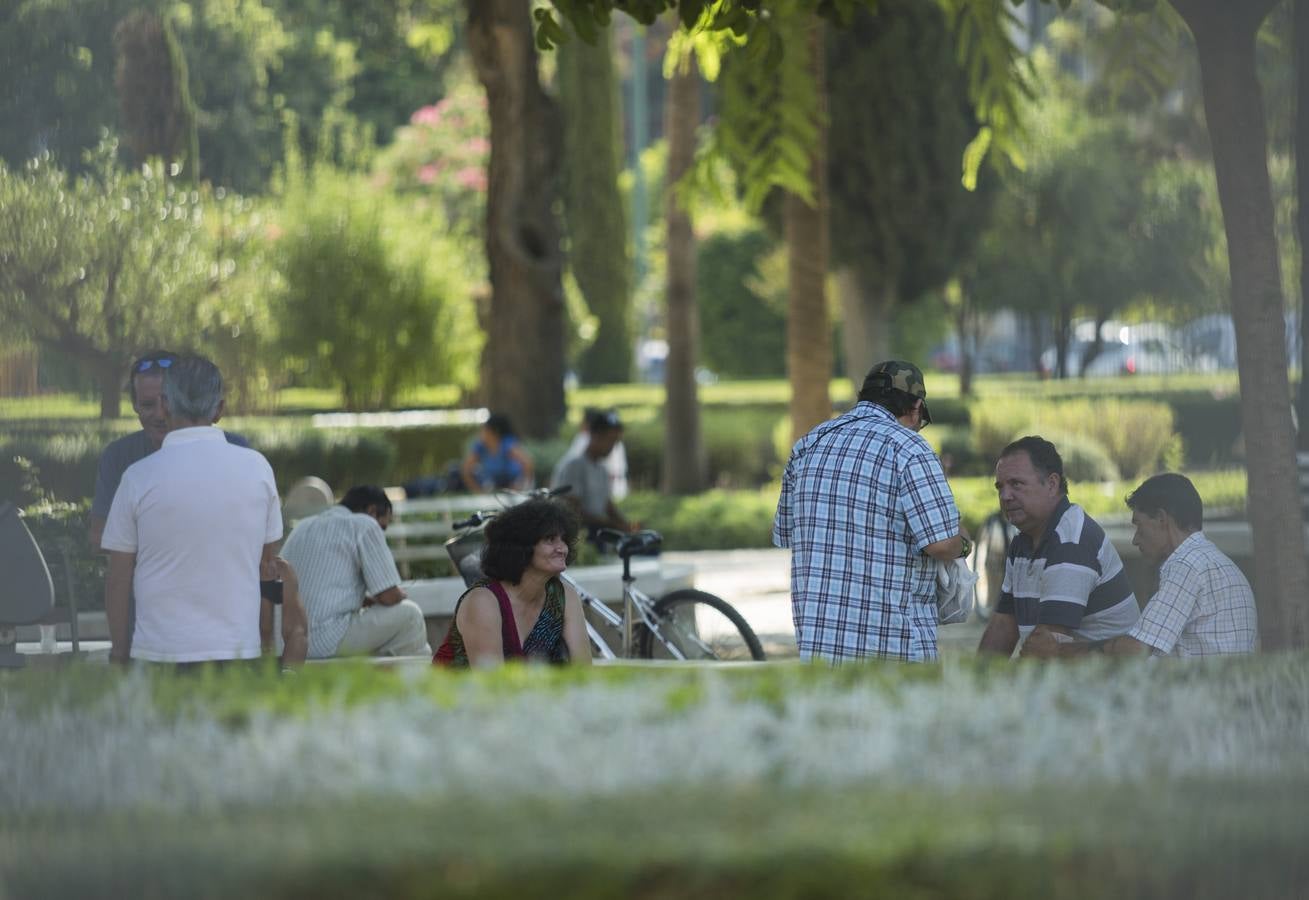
[281,485,430,659]
[978,436,1138,658]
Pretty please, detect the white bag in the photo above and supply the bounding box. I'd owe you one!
[935,558,978,625]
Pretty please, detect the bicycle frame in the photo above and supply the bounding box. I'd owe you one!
[442,496,702,662]
[562,572,693,662]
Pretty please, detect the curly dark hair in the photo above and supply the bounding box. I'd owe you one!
[480,498,580,584]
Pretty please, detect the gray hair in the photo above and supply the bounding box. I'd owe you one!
[163,355,224,422]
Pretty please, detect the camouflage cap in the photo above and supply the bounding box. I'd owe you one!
[861,360,931,424]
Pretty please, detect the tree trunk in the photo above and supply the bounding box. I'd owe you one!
[837,267,893,390]
[1296,0,1309,452]
[97,359,122,420]
[955,288,975,398]
[1054,306,1072,380]
[661,54,707,495]
[466,0,566,439]
[1078,310,1111,378]
[558,24,632,385]
[1173,0,1309,650]
[786,18,832,445]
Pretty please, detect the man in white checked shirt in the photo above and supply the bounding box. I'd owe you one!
[281,485,431,659]
[1102,473,1257,657]
[774,360,969,663]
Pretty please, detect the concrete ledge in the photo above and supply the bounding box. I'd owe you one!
[24,560,697,645]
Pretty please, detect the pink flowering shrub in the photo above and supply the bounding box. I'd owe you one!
[373,80,489,235]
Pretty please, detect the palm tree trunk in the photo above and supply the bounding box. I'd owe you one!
[661,54,707,494]
[1295,0,1309,453]
[466,0,566,439]
[838,268,893,390]
[558,25,632,385]
[786,18,832,444]
[1172,0,1309,649]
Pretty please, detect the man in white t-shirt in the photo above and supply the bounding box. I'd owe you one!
[101,355,282,666]
[551,409,636,537]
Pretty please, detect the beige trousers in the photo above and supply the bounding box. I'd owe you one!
[336,599,431,657]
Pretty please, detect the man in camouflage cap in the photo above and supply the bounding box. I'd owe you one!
[773,359,967,662]
[861,360,932,429]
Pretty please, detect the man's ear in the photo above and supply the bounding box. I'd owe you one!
[212,397,226,424]
[1158,508,1183,535]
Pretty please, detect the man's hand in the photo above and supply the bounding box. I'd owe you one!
[977,612,1019,657]
[923,533,965,562]
[1018,624,1078,659]
[371,585,407,607]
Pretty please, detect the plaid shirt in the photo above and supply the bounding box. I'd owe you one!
[773,402,959,662]
[1128,532,1258,656]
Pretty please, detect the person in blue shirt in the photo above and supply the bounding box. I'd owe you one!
[460,413,535,493]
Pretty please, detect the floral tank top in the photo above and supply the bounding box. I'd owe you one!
[432,578,569,666]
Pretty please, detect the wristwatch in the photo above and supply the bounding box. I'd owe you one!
[958,535,973,559]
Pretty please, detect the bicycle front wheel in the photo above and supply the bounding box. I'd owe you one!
[638,589,767,662]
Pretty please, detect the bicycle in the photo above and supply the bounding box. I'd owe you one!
[443,491,767,662]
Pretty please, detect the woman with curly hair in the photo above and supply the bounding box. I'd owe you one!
[433,498,592,667]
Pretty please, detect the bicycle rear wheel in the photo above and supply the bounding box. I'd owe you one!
[638,589,766,661]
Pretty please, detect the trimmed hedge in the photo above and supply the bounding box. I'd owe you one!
[3,660,1307,899]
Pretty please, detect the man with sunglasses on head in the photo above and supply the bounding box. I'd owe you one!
[100,354,282,667]
[88,350,249,550]
[773,360,969,663]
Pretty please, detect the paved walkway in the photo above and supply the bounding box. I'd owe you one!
[664,548,986,661]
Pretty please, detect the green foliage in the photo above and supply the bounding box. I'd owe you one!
[378,424,478,485]
[696,227,787,378]
[545,1,1031,204]
[0,0,141,173]
[970,47,1218,375]
[1032,430,1122,483]
[826,0,992,306]
[624,487,781,549]
[0,431,118,505]
[252,427,396,494]
[273,159,481,410]
[1,0,459,193]
[0,139,226,416]
[714,1,822,212]
[615,406,788,490]
[370,77,489,235]
[971,396,1179,481]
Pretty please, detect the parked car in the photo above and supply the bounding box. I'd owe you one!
[1179,312,1301,371]
[1040,322,1199,377]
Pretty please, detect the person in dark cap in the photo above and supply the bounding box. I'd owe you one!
[550,408,637,536]
[773,360,969,662]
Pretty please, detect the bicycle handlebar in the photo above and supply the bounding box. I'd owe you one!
[451,485,573,531]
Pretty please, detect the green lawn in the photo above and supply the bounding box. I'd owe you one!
[1,370,1248,423]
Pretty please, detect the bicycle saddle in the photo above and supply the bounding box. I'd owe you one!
[616,530,662,559]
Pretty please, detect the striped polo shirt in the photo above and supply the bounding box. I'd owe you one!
[997,497,1139,642]
[280,505,403,658]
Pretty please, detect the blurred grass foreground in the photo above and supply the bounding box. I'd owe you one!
[2,656,1308,898]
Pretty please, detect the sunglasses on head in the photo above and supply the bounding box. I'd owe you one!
[135,357,175,373]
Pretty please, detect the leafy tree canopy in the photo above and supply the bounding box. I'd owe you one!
[0,139,237,417]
